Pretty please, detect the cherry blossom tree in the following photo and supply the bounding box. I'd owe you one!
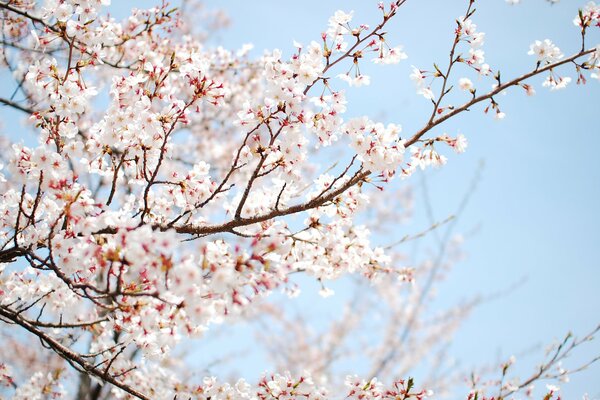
[0,0,599,399]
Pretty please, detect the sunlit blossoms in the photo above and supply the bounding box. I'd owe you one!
[0,0,598,399]
[574,1,600,28]
[528,39,564,64]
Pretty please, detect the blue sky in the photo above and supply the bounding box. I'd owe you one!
[2,0,598,397]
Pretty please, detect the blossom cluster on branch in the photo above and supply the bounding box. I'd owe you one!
[0,0,599,399]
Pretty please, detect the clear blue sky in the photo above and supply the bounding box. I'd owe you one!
[3,0,598,398]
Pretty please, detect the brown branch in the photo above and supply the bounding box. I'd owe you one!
[96,169,371,238]
[303,0,409,96]
[0,96,34,114]
[0,305,151,400]
[234,123,284,219]
[423,1,475,130]
[0,2,47,27]
[504,324,600,397]
[28,317,109,329]
[0,246,28,263]
[406,47,596,147]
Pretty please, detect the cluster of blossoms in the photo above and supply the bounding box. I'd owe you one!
[458,17,488,73]
[528,39,564,65]
[527,2,600,90]
[328,8,408,87]
[343,118,405,179]
[0,360,396,400]
[11,372,66,400]
[0,0,598,399]
[345,376,431,400]
[1,0,413,383]
[528,39,572,90]
[576,2,600,81]
[410,10,488,103]
[575,1,600,28]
